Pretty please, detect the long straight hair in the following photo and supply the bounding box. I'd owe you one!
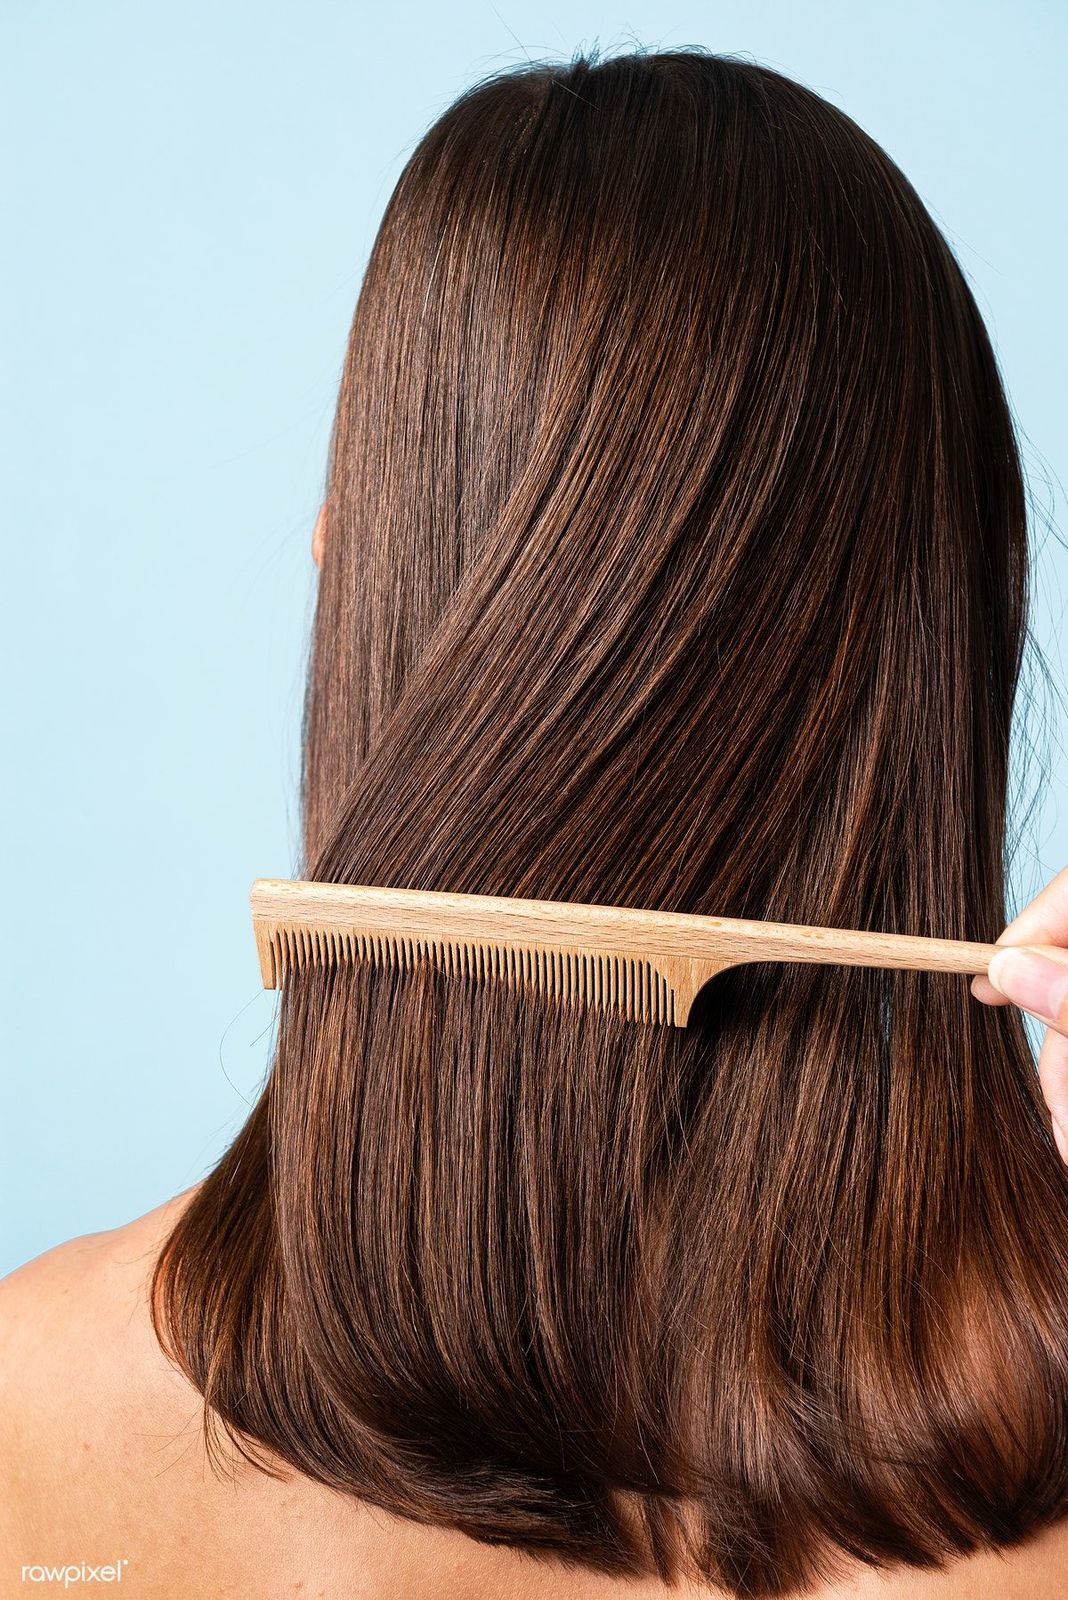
[153,49,1068,1598]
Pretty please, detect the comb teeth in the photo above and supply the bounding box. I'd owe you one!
[251,877,1002,1033]
[260,925,677,1025]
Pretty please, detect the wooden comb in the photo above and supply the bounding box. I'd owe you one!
[251,878,997,1028]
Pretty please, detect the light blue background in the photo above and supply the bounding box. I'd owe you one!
[2,2,1065,1275]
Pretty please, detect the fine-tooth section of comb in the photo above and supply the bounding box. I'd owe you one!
[256,917,675,1025]
[251,879,998,1030]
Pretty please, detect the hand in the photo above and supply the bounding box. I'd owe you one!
[972,865,1068,1162]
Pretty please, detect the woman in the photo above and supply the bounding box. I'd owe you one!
[5,48,1068,1600]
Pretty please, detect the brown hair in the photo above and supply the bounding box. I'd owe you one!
[152,48,1068,1598]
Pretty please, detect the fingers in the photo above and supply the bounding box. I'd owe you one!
[1000,864,1068,944]
[970,971,1008,1006]
[971,865,1068,1007]
[1039,1026,1068,1165]
[985,945,1068,1030]
[984,940,1068,1167]
[966,870,1068,1165]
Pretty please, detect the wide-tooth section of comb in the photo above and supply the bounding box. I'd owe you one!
[257,923,677,1025]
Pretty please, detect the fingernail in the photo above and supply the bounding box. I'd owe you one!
[987,948,1068,1024]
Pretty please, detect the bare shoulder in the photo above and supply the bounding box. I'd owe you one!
[0,1189,386,1600]
[1,1187,189,1308]
[0,1187,198,1398]
[0,1191,209,1592]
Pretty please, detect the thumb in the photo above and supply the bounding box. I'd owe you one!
[986,945,1068,1030]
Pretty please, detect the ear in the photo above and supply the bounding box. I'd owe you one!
[312,503,327,567]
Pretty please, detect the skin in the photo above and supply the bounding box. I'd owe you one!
[971,863,1068,1163]
[4,512,1068,1595]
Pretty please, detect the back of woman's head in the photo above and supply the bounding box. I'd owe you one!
[153,48,1068,1598]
